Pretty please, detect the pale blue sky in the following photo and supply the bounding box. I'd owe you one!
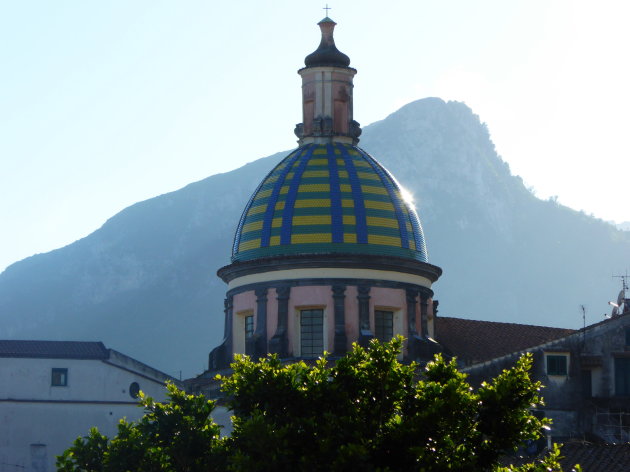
[1,1,629,273]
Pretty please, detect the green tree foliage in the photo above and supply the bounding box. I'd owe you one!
[56,383,225,471]
[57,338,579,471]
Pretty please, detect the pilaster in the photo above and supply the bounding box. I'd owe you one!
[247,287,268,358]
[332,284,347,355]
[357,284,374,347]
[269,286,291,357]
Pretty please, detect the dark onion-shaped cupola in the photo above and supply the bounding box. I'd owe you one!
[304,17,351,68]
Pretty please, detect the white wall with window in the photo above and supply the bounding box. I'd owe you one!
[0,341,174,472]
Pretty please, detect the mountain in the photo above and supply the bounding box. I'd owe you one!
[1,98,628,378]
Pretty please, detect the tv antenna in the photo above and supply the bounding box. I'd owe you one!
[613,271,629,292]
[609,271,629,316]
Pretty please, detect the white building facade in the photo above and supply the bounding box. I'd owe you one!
[0,340,175,472]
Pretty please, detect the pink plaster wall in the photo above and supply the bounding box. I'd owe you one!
[369,287,406,337]
[231,290,256,355]
[233,291,256,319]
[287,285,333,356]
[266,288,278,342]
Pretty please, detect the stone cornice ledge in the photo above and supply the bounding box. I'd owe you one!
[218,253,442,284]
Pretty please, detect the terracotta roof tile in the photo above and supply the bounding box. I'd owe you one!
[435,317,576,365]
[559,442,630,472]
[0,340,109,360]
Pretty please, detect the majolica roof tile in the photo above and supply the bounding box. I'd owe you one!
[232,143,428,263]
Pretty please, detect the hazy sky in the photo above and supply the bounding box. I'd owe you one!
[1,0,629,273]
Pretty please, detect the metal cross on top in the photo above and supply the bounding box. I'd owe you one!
[323,4,332,16]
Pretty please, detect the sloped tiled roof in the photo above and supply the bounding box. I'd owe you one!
[501,442,630,471]
[435,317,576,365]
[0,340,109,360]
[559,442,630,472]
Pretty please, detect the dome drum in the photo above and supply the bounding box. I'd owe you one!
[210,278,437,369]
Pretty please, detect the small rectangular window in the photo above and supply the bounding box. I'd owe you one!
[375,310,394,343]
[546,355,568,376]
[245,315,254,339]
[51,368,68,387]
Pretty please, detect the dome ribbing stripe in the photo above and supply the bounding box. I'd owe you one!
[336,143,368,244]
[281,145,316,245]
[260,147,306,247]
[233,154,284,254]
[361,150,410,249]
[408,207,426,257]
[327,143,344,243]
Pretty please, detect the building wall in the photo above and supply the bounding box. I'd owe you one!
[0,356,170,472]
[0,357,168,401]
[288,285,334,356]
[463,313,630,442]
[232,290,257,354]
[369,286,406,338]
[1,402,142,472]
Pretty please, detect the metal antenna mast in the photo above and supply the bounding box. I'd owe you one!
[612,271,629,293]
[609,271,629,317]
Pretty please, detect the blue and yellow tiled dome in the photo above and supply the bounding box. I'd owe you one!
[232,143,428,263]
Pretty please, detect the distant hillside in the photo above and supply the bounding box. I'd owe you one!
[1,98,628,377]
[617,222,630,231]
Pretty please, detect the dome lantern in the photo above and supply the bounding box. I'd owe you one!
[295,17,362,145]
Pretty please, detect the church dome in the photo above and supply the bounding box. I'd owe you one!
[232,142,428,263]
